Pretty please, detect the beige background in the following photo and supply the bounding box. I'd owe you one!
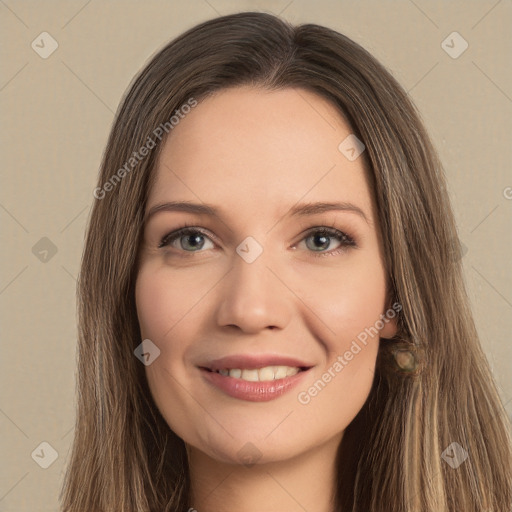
[1,0,511,510]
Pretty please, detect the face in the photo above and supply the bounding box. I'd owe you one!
[135,86,397,465]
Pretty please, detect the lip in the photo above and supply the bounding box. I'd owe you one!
[200,354,313,372]
[200,366,311,402]
[197,353,314,402]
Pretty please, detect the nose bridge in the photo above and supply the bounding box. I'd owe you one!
[215,245,290,332]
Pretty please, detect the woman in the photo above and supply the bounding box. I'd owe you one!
[60,11,512,512]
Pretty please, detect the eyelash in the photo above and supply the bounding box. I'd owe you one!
[158,222,357,257]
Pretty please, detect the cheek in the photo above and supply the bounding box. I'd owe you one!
[135,264,205,340]
[135,273,169,340]
[135,266,198,434]
[292,254,387,410]
[332,269,386,346]
[294,297,383,435]
[294,252,388,352]
[135,265,196,390]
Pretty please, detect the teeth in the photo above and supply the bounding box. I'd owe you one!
[242,369,259,382]
[229,368,242,379]
[275,366,288,379]
[216,365,301,381]
[258,367,274,381]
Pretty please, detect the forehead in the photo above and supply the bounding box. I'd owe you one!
[148,86,373,222]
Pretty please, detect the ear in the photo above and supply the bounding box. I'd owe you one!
[379,315,398,339]
[379,299,400,339]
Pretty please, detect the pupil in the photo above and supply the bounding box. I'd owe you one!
[312,234,329,250]
[184,234,204,250]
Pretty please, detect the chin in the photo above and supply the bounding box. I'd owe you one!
[198,437,302,466]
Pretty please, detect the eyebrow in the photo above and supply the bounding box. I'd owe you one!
[145,200,370,225]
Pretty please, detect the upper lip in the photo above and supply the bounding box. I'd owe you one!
[199,354,314,372]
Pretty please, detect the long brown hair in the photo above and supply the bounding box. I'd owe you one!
[59,12,512,511]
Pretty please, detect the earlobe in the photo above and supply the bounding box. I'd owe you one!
[380,292,400,340]
[379,315,398,340]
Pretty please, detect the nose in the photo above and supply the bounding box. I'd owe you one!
[214,250,292,334]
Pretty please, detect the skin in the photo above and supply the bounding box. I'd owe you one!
[135,86,397,512]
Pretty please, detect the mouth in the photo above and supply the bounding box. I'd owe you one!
[197,355,314,402]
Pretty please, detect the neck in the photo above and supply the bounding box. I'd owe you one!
[187,433,342,512]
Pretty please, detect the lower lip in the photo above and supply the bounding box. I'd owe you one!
[200,368,310,402]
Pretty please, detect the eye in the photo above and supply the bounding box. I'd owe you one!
[158,225,357,256]
[158,226,215,252]
[295,227,356,256]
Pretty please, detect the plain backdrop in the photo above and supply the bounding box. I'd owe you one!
[1,1,511,510]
